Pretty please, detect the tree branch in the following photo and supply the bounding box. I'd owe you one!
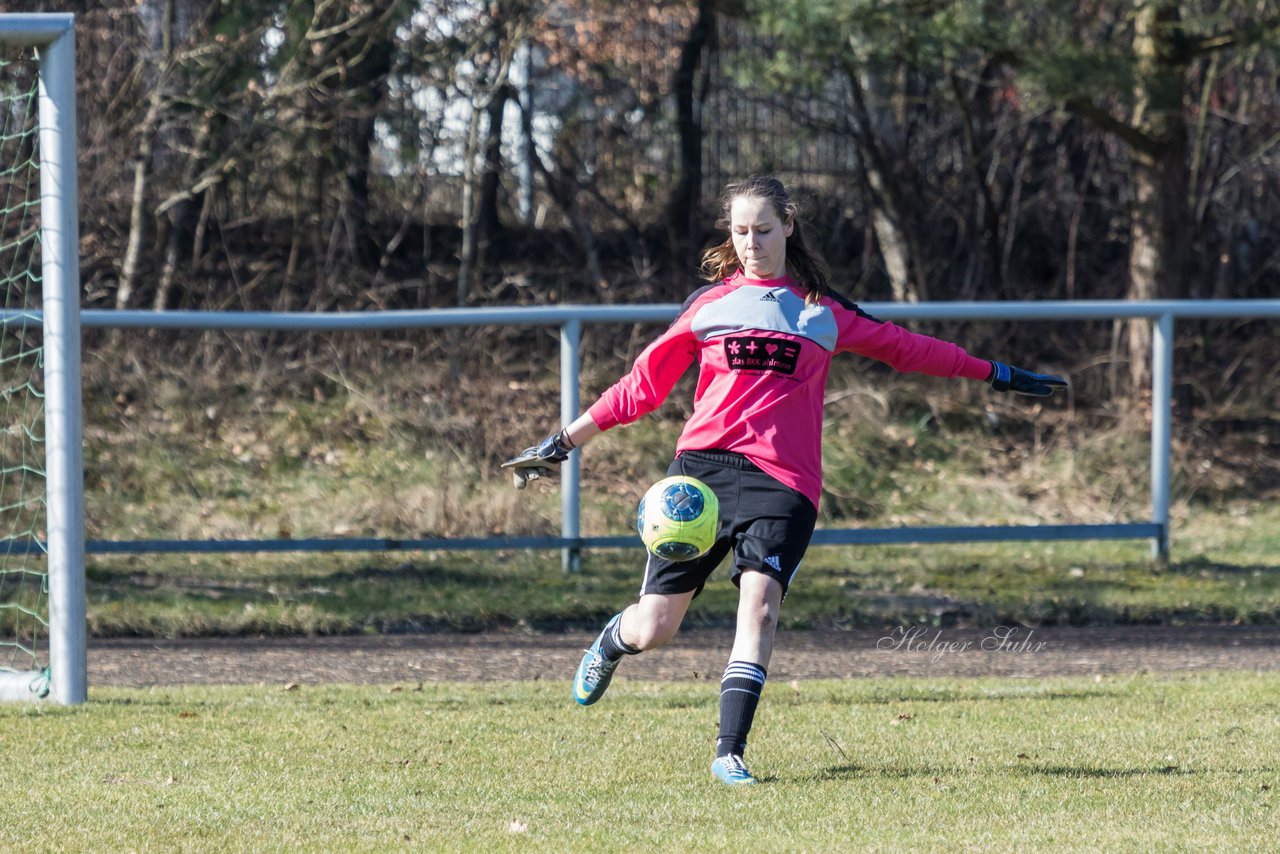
[1064,97,1160,156]
[1187,13,1280,56]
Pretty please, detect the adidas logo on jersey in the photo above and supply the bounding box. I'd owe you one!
[759,291,780,303]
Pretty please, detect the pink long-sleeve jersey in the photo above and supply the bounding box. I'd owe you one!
[586,272,993,507]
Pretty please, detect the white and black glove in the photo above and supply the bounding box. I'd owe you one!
[987,361,1068,398]
[501,429,574,489]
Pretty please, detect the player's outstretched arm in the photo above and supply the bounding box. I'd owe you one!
[986,361,1068,398]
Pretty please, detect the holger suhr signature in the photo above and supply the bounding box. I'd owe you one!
[876,626,1049,663]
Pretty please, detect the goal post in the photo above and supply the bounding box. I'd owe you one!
[0,14,85,705]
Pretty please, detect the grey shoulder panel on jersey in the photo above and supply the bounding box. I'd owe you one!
[689,285,838,351]
[672,283,719,326]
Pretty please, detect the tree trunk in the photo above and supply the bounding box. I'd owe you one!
[457,97,483,307]
[949,68,1005,297]
[474,83,511,263]
[516,41,536,225]
[842,57,926,302]
[117,0,179,311]
[666,0,715,272]
[1126,0,1191,393]
[153,200,187,310]
[867,208,916,302]
[457,9,529,306]
[341,29,395,266]
[530,144,605,291]
[1127,141,1190,381]
[117,131,154,311]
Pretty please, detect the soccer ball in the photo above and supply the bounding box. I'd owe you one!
[636,475,720,561]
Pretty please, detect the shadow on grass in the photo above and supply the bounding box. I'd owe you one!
[816,762,1198,781]
[1168,560,1280,577]
[849,688,1126,705]
[88,561,500,592]
[1012,764,1197,777]
[309,562,506,587]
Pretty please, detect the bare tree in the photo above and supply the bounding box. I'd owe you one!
[456,3,539,306]
[665,0,716,274]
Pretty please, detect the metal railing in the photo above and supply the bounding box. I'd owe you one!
[9,299,1279,569]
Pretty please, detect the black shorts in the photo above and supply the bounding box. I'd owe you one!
[639,450,818,600]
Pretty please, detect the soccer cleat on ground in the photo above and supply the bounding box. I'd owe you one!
[711,754,757,785]
[572,612,624,705]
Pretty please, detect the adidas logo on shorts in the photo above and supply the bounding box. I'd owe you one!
[763,555,783,572]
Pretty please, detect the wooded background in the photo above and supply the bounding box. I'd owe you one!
[7,1,1280,394]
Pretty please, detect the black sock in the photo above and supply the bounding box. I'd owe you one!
[716,660,767,758]
[598,614,640,661]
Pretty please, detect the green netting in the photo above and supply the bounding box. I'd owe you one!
[0,48,49,677]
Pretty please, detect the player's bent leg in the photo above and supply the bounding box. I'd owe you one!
[623,591,695,651]
[572,592,694,706]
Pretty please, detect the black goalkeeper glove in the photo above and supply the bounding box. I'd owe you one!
[501,429,574,490]
[987,361,1068,398]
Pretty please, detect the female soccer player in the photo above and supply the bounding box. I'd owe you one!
[504,174,1066,785]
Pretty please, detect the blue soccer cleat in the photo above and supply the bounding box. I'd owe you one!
[710,754,757,785]
[573,612,624,706]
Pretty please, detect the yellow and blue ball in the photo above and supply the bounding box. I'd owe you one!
[637,475,720,562]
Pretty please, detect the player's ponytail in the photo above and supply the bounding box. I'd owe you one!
[698,175,831,304]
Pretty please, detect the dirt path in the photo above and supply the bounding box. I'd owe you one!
[89,624,1280,688]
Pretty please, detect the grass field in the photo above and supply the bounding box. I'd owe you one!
[2,672,1276,850]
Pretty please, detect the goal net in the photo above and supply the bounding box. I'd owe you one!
[0,14,84,704]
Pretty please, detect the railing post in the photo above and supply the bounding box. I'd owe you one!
[560,318,582,572]
[1150,313,1174,564]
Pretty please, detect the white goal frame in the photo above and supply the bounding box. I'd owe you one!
[0,14,85,705]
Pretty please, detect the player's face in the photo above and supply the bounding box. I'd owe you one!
[730,195,793,281]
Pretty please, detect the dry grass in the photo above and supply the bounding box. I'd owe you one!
[84,327,1279,541]
[68,338,1280,638]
